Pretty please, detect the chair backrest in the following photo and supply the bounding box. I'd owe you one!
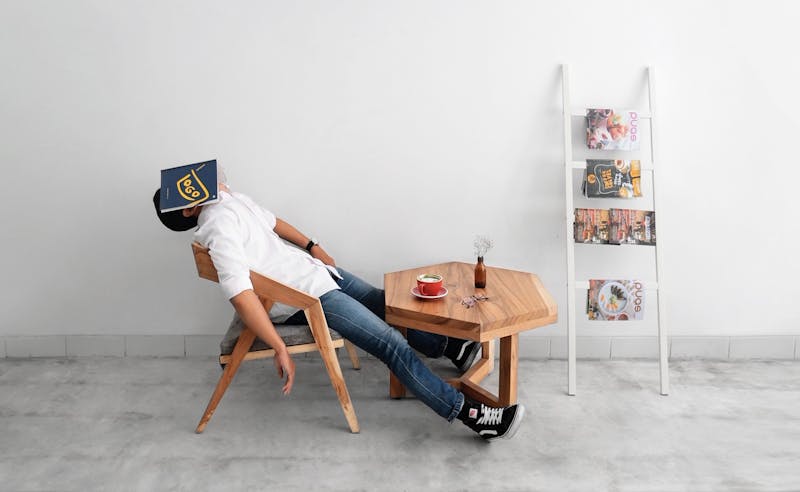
[192,242,220,282]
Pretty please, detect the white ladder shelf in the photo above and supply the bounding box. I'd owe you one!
[561,64,669,396]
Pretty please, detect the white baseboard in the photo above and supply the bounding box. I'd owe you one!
[1,335,798,360]
[670,337,730,359]
[728,336,796,359]
[536,336,798,361]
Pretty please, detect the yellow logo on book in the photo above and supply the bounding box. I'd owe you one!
[176,166,210,206]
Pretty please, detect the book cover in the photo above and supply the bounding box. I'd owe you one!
[159,160,219,213]
[586,108,641,150]
[584,159,642,198]
[587,279,645,320]
[609,209,656,245]
[574,208,610,244]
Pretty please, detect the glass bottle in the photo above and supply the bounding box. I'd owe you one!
[474,256,486,288]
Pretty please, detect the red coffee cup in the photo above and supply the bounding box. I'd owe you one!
[416,274,443,296]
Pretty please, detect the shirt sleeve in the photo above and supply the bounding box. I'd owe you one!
[194,209,253,300]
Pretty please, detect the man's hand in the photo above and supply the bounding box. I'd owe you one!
[311,245,336,267]
[274,348,296,395]
[231,289,296,396]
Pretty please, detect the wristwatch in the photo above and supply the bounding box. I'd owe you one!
[305,237,318,252]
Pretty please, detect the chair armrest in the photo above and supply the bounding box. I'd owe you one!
[191,242,318,309]
[249,271,317,309]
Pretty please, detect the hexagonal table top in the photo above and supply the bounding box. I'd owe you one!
[385,262,557,342]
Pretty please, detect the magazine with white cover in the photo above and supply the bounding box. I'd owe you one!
[586,109,641,150]
[587,279,645,320]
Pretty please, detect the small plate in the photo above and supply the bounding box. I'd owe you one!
[411,286,448,299]
[597,281,629,316]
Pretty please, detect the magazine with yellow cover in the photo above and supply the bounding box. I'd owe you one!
[584,160,642,198]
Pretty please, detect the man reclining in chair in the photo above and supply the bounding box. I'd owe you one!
[153,179,524,441]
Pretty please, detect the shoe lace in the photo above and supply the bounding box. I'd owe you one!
[476,405,503,426]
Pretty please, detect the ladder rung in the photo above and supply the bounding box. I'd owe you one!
[568,160,654,170]
[570,108,652,118]
[573,280,659,290]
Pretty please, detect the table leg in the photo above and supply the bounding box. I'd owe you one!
[389,372,406,399]
[460,379,500,407]
[498,333,519,406]
[454,339,502,407]
[481,340,494,374]
[459,340,494,385]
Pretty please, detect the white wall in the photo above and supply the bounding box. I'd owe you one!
[1,0,798,339]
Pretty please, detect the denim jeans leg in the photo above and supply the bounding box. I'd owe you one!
[319,289,463,421]
[333,268,386,318]
[335,268,447,358]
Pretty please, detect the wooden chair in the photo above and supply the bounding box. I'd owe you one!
[191,242,360,434]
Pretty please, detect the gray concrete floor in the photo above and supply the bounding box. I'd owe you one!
[1,356,798,492]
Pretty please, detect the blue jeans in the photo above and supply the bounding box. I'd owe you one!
[283,268,464,421]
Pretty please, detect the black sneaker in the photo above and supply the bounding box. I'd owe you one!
[462,403,525,441]
[446,339,481,373]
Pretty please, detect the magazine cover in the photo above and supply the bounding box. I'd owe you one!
[584,159,642,198]
[610,209,656,245]
[574,208,610,244]
[587,279,645,320]
[159,159,219,213]
[586,108,641,150]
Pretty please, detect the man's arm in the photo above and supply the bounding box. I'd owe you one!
[230,289,295,395]
[274,218,336,266]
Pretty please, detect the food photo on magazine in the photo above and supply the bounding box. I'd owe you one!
[585,108,641,151]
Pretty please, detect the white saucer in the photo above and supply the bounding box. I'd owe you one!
[411,286,448,299]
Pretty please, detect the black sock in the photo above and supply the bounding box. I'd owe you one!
[457,397,481,422]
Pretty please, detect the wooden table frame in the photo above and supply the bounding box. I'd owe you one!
[385,262,557,407]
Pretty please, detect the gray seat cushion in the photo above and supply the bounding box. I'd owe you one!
[220,313,343,356]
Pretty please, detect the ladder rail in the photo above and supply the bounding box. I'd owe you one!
[561,64,668,396]
[562,64,577,396]
[648,66,670,396]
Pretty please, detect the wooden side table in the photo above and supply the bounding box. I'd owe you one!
[384,262,557,407]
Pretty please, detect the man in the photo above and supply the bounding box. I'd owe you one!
[153,181,524,440]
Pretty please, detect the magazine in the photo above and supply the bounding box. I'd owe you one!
[586,108,641,150]
[587,279,644,320]
[583,159,642,198]
[159,159,219,213]
[609,209,656,245]
[574,208,610,244]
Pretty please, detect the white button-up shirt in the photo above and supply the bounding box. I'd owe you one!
[193,190,340,322]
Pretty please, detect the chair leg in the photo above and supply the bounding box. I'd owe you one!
[195,328,256,434]
[306,304,360,433]
[343,340,361,370]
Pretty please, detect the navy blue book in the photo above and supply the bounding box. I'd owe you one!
[159,160,219,212]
